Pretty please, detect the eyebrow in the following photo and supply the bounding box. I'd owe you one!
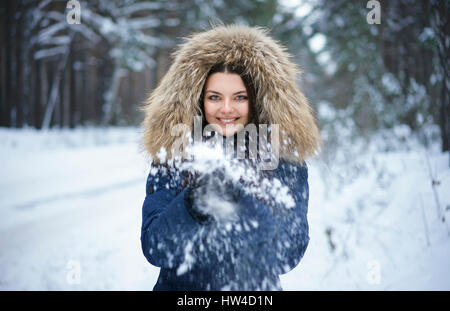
[205,90,247,95]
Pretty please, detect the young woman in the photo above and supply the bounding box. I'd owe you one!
[140,24,321,290]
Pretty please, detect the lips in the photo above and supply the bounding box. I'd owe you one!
[218,117,238,124]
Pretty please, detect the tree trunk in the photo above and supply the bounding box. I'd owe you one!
[2,0,12,127]
[0,2,5,126]
[41,33,73,130]
[15,2,24,128]
[430,0,450,158]
[34,60,42,129]
[101,61,126,125]
[69,40,77,128]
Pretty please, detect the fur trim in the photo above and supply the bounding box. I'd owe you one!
[140,24,321,164]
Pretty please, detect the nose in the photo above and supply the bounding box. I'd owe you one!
[221,97,233,114]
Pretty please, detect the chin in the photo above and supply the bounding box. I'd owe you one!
[220,124,245,137]
[211,126,233,137]
[220,130,238,137]
[206,121,245,137]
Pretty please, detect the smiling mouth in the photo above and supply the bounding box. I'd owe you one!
[218,118,238,124]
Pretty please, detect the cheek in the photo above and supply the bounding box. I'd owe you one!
[238,103,250,121]
[203,102,214,119]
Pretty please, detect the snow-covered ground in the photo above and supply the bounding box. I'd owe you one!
[0,126,449,290]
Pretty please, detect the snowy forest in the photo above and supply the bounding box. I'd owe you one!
[1,0,450,291]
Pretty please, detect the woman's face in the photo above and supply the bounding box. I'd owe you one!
[203,72,251,137]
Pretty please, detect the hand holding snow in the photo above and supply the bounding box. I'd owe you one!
[180,143,296,223]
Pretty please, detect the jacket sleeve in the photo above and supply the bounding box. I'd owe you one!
[140,168,202,268]
[231,161,310,275]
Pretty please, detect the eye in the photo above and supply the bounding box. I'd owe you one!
[236,95,248,101]
[208,95,220,101]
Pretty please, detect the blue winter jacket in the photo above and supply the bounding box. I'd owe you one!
[140,161,310,291]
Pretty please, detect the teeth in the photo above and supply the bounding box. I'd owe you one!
[220,118,237,122]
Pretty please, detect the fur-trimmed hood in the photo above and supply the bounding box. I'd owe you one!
[141,24,321,164]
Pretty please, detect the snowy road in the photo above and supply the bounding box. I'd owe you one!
[0,181,158,290]
[0,128,159,290]
[1,127,449,290]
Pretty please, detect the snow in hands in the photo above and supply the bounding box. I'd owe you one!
[178,142,296,221]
